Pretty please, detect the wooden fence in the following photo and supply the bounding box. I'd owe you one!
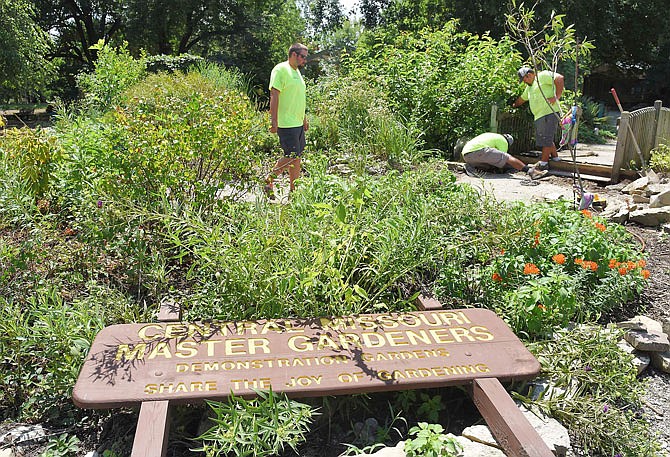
[612,100,670,181]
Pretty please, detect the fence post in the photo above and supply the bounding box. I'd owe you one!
[490,103,498,133]
[611,111,631,183]
[653,100,662,149]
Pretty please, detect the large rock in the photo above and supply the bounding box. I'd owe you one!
[651,351,670,373]
[617,340,651,375]
[518,404,571,457]
[629,207,670,226]
[601,202,630,224]
[618,316,663,333]
[454,435,506,456]
[622,176,649,194]
[461,425,500,448]
[624,329,670,352]
[359,440,405,457]
[0,425,46,446]
[649,186,670,208]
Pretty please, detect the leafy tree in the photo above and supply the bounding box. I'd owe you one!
[344,21,522,152]
[300,0,345,36]
[122,0,304,90]
[0,0,56,102]
[31,0,124,67]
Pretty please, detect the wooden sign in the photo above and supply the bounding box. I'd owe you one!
[73,309,540,408]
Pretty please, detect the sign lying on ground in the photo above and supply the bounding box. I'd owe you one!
[73,309,540,408]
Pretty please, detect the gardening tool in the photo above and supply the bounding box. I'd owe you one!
[610,88,648,173]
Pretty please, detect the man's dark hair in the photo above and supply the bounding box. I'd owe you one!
[288,43,308,58]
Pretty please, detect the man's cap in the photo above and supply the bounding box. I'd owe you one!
[503,134,514,146]
[517,67,534,81]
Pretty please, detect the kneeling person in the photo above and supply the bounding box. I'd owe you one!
[462,132,545,180]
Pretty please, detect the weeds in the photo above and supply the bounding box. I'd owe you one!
[195,390,314,457]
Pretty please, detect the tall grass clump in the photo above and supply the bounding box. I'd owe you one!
[143,162,465,321]
[309,76,425,172]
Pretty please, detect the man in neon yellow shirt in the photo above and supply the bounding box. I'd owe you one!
[512,67,564,170]
[461,132,545,179]
[265,43,309,199]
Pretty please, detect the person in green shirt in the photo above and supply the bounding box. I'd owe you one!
[461,132,545,180]
[512,67,565,170]
[264,43,309,200]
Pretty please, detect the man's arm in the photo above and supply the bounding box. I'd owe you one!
[512,97,526,108]
[548,73,564,104]
[269,88,279,133]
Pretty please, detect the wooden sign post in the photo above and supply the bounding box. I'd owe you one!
[74,304,552,456]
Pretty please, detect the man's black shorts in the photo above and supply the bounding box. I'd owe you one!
[278,126,306,158]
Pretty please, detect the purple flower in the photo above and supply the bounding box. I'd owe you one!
[97,200,103,208]
[584,365,593,372]
[615,454,623,457]
[603,404,609,413]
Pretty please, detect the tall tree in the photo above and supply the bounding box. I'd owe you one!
[0,0,56,101]
[31,0,124,67]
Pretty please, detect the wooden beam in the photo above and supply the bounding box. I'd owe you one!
[513,154,639,181]
[131,401,171,457]
[158,298,181,322]
[131,299,182,457]
[415,295,443,310]
[472,378,554,457]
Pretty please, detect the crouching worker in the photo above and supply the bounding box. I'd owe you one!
[461,132,546,180]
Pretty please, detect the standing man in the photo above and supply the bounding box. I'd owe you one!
[265,43,309,200]
[512,67,564,170]
[461,132,545,179]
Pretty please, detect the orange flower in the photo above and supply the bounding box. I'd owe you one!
[533,231,541,247]
[581,209,593,218]
[594,222,606,232]
[581,261,598,271]
[552,254,566,264]
[638,260,647,268]
[537,304,546,311]
[492,273,503,282]
[608,259,619,269]
[589,261,598,271]
[523,263,540,275]
[575,258,584,265]
[641,269,651,279]
[500,249,506,255]
[626,261,636,270]
[618,267,628,276]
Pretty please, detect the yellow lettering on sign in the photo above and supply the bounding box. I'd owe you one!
[144,381,217,395]
[115,343,147,361]
[148,341,172,359]
[175,341,198,358]
[288,335,312,352]
[471,326,494,341]
[385,331,409,347]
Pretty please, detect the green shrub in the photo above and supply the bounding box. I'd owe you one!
[145,54,205,74]
[650,143,670,172]
[0,127,62,198]
[76,41,146,111]
[345,21,522,152]
[309,75,425,171]
[98,69,267,205]
[404,423,462,457]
